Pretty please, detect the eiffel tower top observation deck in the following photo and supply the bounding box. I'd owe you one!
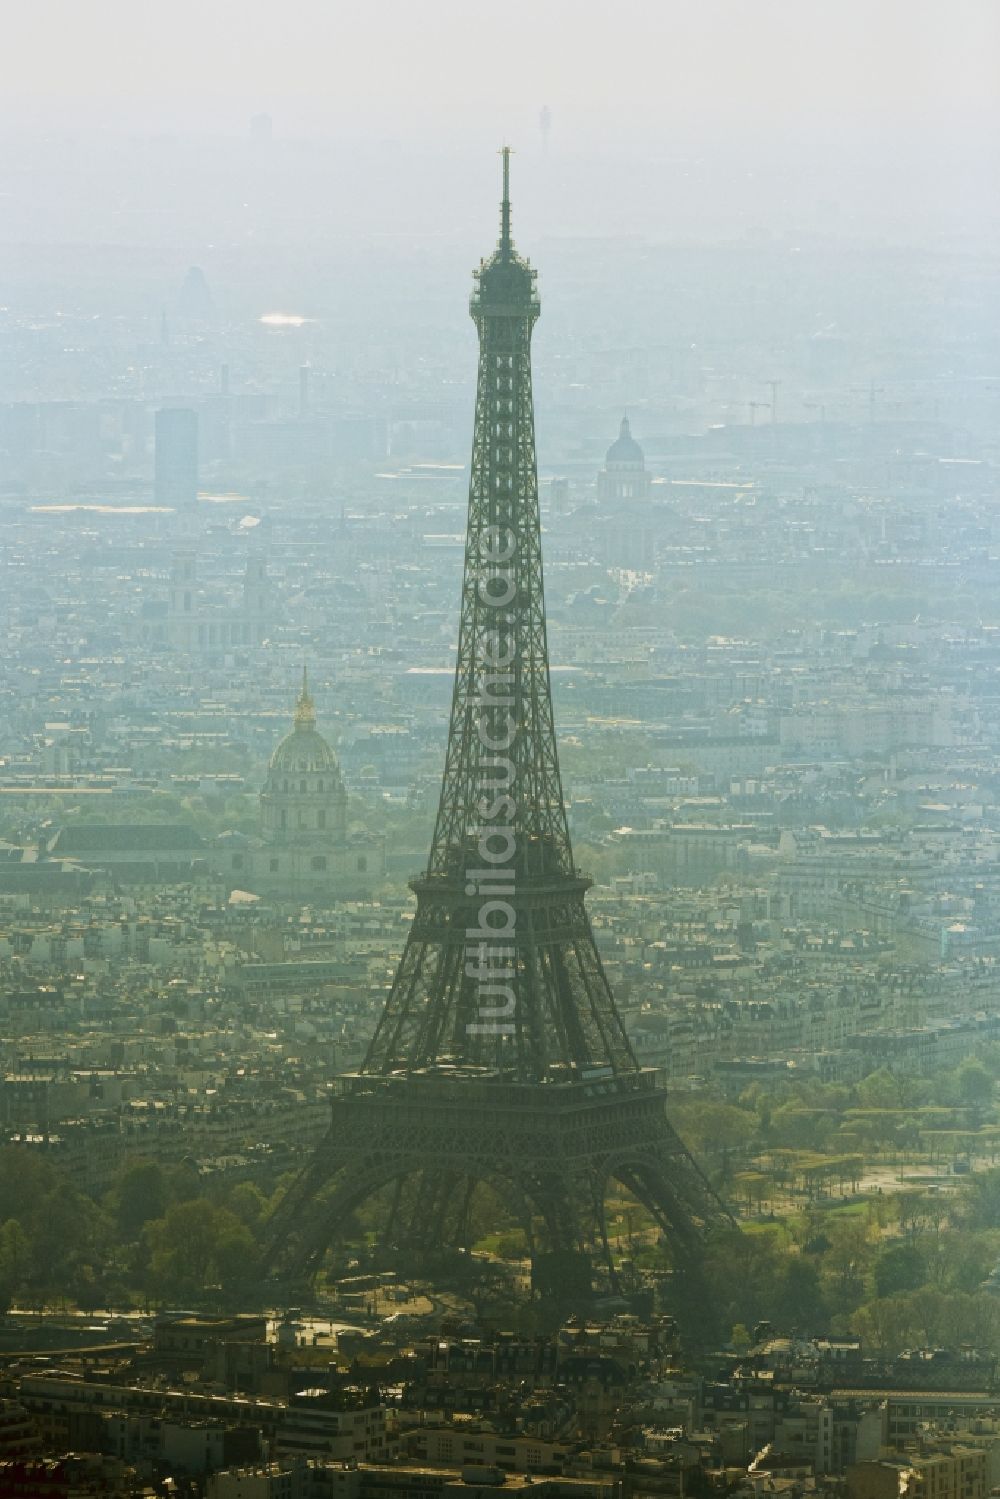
[470,144,540,316]
[361,152,637,1083]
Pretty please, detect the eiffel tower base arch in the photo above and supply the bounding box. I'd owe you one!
[261,1070,728,1332]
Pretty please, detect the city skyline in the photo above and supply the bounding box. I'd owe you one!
[2,6,1000,1494]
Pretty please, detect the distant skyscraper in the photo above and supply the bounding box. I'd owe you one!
[539,104,552,153]
[550,476,572,513]
[177,266,213,322]
[154,408,199,507]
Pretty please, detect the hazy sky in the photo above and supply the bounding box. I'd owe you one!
[5,0,999,146]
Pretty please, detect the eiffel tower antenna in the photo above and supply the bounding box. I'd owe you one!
[260,152,731,1313]
[500,144,512,255]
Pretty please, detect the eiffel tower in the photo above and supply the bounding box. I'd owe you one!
[261,151,730,1300]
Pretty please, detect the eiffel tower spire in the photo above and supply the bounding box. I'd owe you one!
[499,143,512,256]
[260,155,731,1309]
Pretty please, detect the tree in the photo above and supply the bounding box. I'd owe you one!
[851,1295,916,1355]
[957,1059,993,1111]
[674,1101,758,1164]
[734,1172,771,1217]
[214,1222,258,1297]
[907,1285,950,1346]
[857,1069,902,1110]
[145,1199,258,1302]
[0,1149,60,1225]
[704,1228,783,1328]
[108,1161,169,1241]
[937,1231,1000,1294]
[767,1104,835,1152]
[148,1199,219,1297]
[874,1242,925,1299]
[28,1183,110,1304]
[780,1257,827,1332]
[225,1183,269,1232]
[955,1168,1000,1232]
[820,1219,872,1312]
[0,1219,30,1310]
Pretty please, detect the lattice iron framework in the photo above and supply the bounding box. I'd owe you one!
[261,152,731,1293]
[364,148,634,1081]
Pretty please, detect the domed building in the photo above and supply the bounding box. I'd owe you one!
[597,415,651,503]
[215,672,383,899]
[260,669,347,847]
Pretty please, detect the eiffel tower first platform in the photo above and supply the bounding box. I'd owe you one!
[261,152,731,1302]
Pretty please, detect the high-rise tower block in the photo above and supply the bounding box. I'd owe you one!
[154,407,199,507]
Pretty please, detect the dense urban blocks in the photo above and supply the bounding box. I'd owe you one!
[1,18,998,1494]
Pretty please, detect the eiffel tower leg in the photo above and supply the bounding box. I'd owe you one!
[405,1168,467,1251]
[595,1187,617,1290]
[384,1176,407,1248]
[613,1160,722,1333]
[618,1155,715,1256]
[360,1167,482,1262]
[521,1170,583,1255]
[457,1176,477,1250]
[263,1148,406,1284]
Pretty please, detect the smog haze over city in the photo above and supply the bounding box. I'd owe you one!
[2,4,1000,1497]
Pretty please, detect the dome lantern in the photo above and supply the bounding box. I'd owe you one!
[294,663,317,730]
